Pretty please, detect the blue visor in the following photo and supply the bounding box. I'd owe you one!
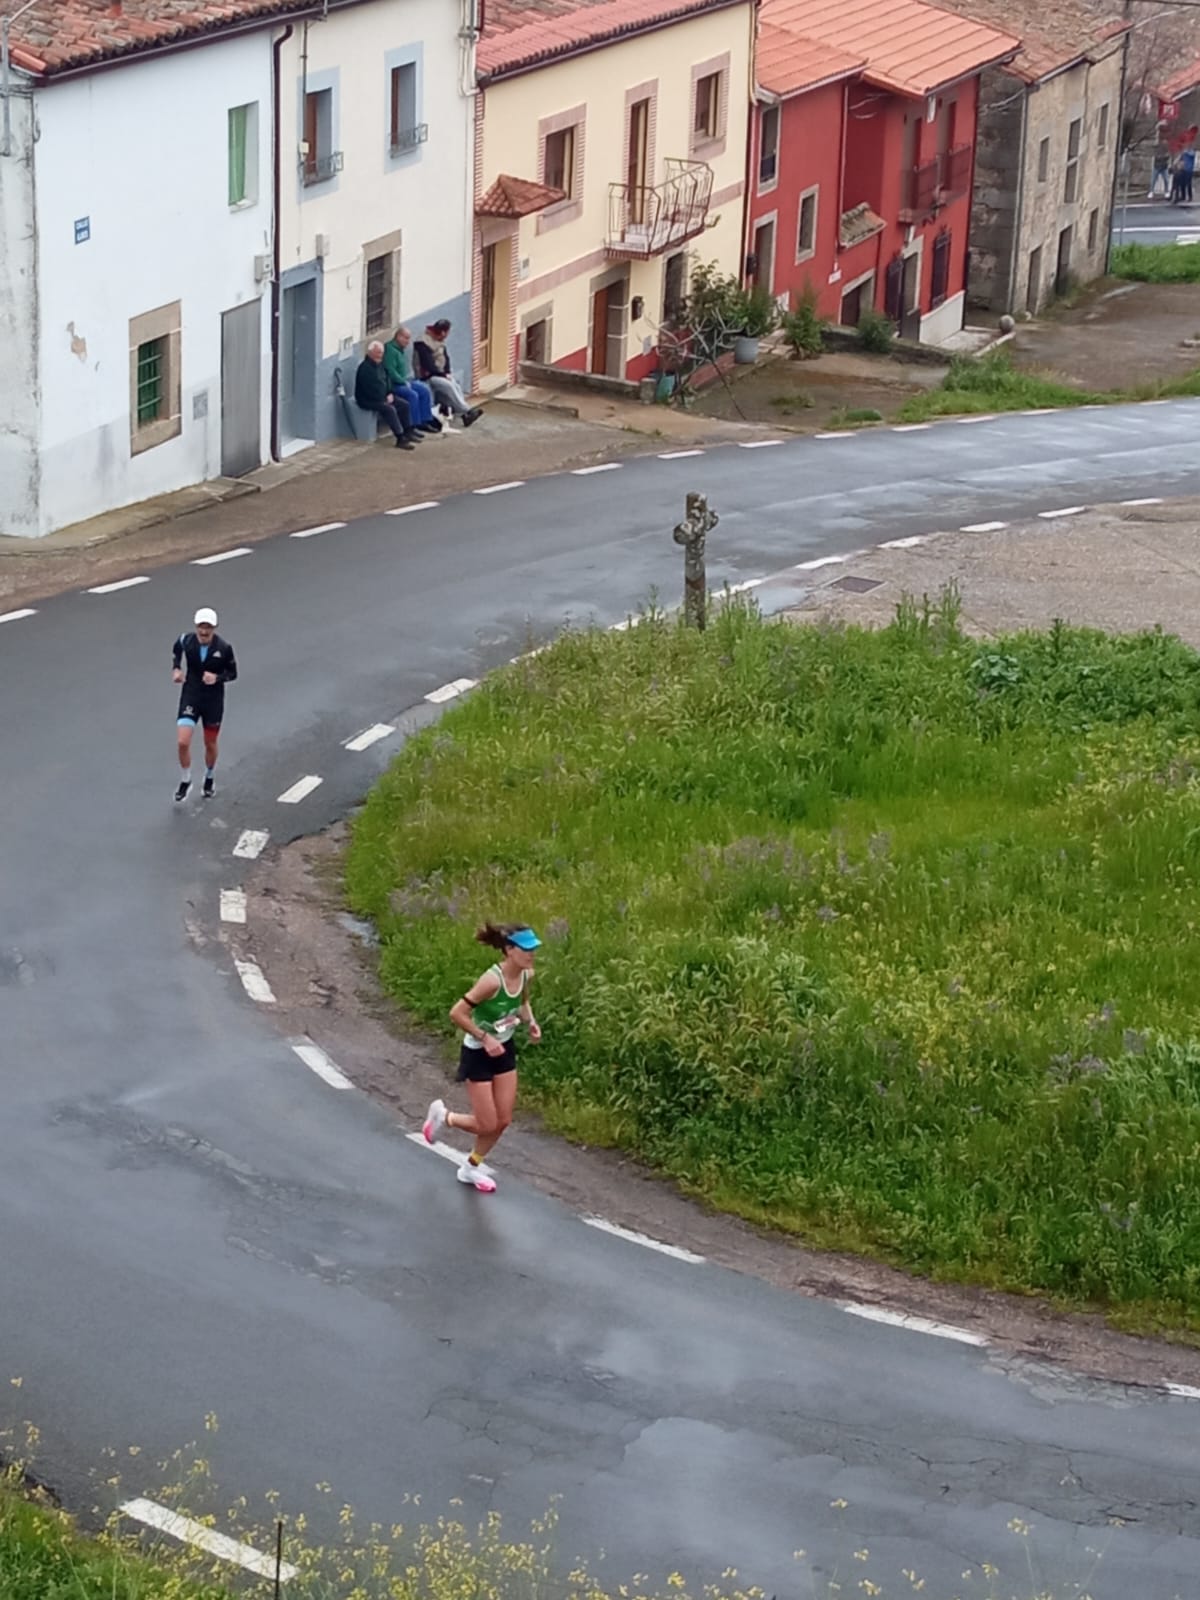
[509,928,541,950]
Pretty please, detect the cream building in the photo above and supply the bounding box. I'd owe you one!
[473,0,754,387]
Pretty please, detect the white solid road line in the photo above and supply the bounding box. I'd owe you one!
[289,521,346,539]
[842,1303,989,1347]
[291,1038,354,1090]
[386,500,440,515]
[880,535,928,549]
[474,481,523,495]
[425,677,477,704]
[1039,506,1086,519]
[232,829,270,860]
[87,576,150,594]
[191,547,252,565]
[406,1131,464,1165]
[738,439,783,449]
[277,774,323,804]
[120,1499,297,1582]
[1121,497,1164,506]
[219,889,247,925]
[961,521,1007,533]
[572,462,622,474]
[344,723,394,751]
[581,1215,706,1264]
[658,448,704,458]
[0,608,36,624]
[234,960,276,1004]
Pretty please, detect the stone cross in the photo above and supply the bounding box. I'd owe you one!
[673,490,719,631]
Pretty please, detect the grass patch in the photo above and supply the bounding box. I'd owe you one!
[828,406,884,427]
[1111,241,1200,283]
[897,348,1200,421]
[347,597,1200,1334]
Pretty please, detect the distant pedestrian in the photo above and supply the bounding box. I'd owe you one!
[422,923,542,1192]
[172,607,237,802]
[1183,144,1196,202]
[1150,147,1171,199]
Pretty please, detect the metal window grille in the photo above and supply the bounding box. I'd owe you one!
[136,338,165,425]
[884,256,903,321]
[365,254,392,332]
[798,193,816,254]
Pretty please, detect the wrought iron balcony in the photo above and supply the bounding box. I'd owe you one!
[390,123,429,155]
[606,158,713,259]
[898,144,972,222]
[301,150,344,186]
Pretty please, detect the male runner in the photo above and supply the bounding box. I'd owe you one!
[172,607,237,801]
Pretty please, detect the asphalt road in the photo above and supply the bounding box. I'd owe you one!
[1111,195,1200,246]
[3,401,1200,1599]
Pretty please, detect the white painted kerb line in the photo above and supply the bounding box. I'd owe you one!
[291,1038,353,1090]
[234,960,275,1005]
[425,677,477,704]
[344,723,394,751]
[232,829,269,860]
[1039,506,1086,520]
[88,576,150,594]
[572,462,622,474]
[289,521,346,539]
[842,1303,989,1346]
[961,521,1007,533]
[0,608,36,624]
[277,774,323,804]
[219,889,247,925]
[386,500,440,516]
[474,481,523,495]
[191,547,252,565]
[581,1215,706,1264]
[120,1499,297,1583]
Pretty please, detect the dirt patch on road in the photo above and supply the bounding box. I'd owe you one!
[234,822,1200,1391]
[692,350,943,430]
[1011,279,1200,393]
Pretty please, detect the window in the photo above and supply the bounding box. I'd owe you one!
[1037,136,1049,183]
[796,188,817,262]
[1098,101,1110,152]
[627,96,650,222]
[663,251,686,323]
[362,231,402,337]
[302,87,340,185]
[227,103,258,206]
[759,105,779,188]
[389,62,425,153]
[1064,118,1082,203]
[1087,207,1099,252]
[545,126,575,197]
[930,229,951,308]
[129,301,181,455]
[694,72,720,139]
[524,317,549,364]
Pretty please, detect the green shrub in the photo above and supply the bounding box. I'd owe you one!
[856,309,894,354]
[781,284,825,359]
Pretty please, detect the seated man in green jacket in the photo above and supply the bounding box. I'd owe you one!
[383,327,442,434]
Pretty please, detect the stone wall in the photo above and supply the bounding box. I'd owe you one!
[967,64,1026,313]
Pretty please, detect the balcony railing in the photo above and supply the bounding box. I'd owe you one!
[301,149,344,186]
[606,158,713,259]
[898,143,972,221]
[390,122,429,155]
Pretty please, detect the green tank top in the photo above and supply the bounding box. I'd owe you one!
[464,964,528,1049]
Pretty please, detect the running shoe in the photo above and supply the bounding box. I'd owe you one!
[174,780,191,803]
[422,1098,447,1144]
[456,1161,497,1193]
[202,776,215,799]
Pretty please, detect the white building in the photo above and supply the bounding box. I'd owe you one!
[0,0,476,539]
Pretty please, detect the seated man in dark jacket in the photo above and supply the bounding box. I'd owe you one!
[354,341,422,449]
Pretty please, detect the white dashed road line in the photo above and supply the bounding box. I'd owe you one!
[658,448,704,459]
[344,723,394,751]
[277,774,323,804]
[425,677,477,704]
[0,608,36,624]
[725,577,765,594]
[232,829,270,860]
[738,439,783,449]
[842,1303,989,1346]
[1022,408,1058,416]
[1038,505,1086,520]
[961,521,1007,533]
[191,547,252,565]
[1120,497,1163,507]
[891,423,930,432]
[290,1038,354,1090]
[474,481,523,495]
[120,1499,297,1583]
[87,576,150,594]
[386,500,440,515]
[572,462,622,474]
[814,431,853,440]
[219,889,247,925]
[956,414,997,425]
[289,521,346,539]
[581,1215,706,1264]
[234,959,276,1005]
[796,554,849,570]
[880,535,928,549]
[1166,1382,1200,1401]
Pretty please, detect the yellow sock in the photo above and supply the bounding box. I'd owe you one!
[468,1152,482,1166]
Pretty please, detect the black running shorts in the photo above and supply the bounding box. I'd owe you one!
[457,1041,517,1083]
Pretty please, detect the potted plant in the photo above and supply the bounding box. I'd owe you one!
[731,283,779,364]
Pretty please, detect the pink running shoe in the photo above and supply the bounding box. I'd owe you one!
[456,1162,497,1193]
[423,1098,447,1144]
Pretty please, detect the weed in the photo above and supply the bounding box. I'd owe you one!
[1111,241,1200,283]
[781,284,826,359]
[828,406,883,427]
[856,310,894,354]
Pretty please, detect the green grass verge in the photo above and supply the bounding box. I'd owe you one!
[1110,241,1200,283]
[347,597,1200,1334]
[896,348,1200,422]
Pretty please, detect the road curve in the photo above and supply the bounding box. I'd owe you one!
[3,402,1200,1600]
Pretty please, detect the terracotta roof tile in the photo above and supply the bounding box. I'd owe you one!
[1155,54,1200,103]
[839,201,885,246]
[478,0,746,78]
[6,0,316,76]
[756,21,862,97]
[477,173,566,215]
[760,0,1019,99]
[927,0,1127,85]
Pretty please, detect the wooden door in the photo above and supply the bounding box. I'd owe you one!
[590,286,609,372]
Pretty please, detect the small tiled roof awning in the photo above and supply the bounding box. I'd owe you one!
[477,174,566,218]
[839,202,886,249]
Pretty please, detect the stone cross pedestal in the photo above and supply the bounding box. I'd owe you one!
[673,490,719,631]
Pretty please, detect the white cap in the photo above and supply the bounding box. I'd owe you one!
[194,607,218,627]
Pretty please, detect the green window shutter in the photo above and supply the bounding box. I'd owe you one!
[228,105,247,205]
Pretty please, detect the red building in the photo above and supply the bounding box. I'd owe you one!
[745,0,1018,344]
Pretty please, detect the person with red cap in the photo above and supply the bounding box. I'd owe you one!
[172,607,238,801]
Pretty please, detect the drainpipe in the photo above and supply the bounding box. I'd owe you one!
[1005,82,1030,315]
[2,0,42,159]
[270,23,294,462]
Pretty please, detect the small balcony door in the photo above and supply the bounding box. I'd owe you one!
[627,98,650,226]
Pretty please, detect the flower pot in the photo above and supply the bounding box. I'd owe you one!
[733,335,760,365]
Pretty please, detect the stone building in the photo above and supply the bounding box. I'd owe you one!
[937,0,1128,316]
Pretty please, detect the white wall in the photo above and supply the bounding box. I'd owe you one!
[920,289,965,347]
[278,0,473,366]
[33,35,272,535]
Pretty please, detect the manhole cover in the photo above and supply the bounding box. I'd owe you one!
[831,575,882,593]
